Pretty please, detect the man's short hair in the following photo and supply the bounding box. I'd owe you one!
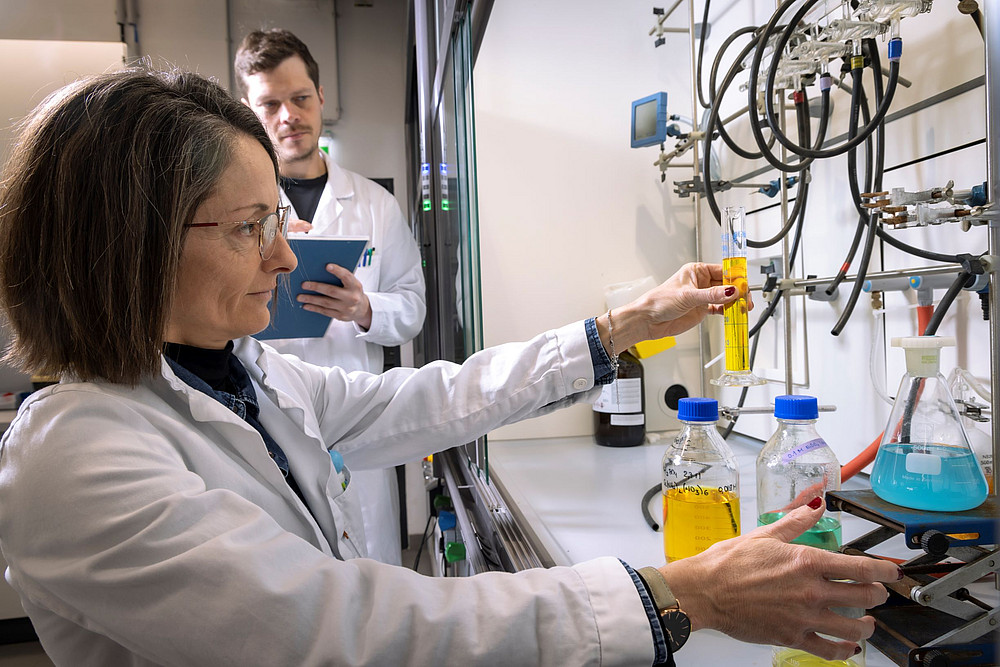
[234,29,321,96]
[0,68,278,385]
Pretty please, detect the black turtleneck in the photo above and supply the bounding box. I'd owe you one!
[163,341,234,393]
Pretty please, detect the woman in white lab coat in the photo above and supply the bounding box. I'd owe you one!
[0,69,897,667]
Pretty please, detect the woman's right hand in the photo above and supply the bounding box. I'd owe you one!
[658,501,899,661]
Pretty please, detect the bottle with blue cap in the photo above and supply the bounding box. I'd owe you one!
[661,397,741,562]
[756,395,842,550]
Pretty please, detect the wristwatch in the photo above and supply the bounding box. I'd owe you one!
[637,566,691,653]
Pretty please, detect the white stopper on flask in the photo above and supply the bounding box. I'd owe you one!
[891,336,955,378]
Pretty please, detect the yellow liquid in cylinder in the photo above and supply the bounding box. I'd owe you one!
[722,256,750,373]
[773,648,863,667]
[663,487,741,561]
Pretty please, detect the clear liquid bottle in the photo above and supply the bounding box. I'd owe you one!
[757,395,842,550]
[661,398,740,562]
[593,349,645,447]
[871,337,988,512]
[759,397,863,667]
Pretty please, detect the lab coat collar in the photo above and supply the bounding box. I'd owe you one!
[319,150,355,202]
[279,151,353,229]
[157,342,339,556]
[231,337,324,444]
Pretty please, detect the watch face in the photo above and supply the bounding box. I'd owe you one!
[662,609,691,653]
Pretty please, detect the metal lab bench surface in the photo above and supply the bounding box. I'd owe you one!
[488,433,898,667]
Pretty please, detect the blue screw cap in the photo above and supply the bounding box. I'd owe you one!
[887,37,902,62]
[677,397,718,422]
[774,394,818,420]
[438,510,457,532]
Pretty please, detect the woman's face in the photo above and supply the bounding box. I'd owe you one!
[166,135,296,349]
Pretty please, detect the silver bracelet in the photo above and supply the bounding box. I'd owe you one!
[607,308,619,374]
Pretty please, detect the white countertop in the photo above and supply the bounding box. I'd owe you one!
[488,432,900,667]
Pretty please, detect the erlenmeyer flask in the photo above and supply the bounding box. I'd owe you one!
[871,337,988,512]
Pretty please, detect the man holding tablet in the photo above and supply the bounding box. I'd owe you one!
[235,28,426,566]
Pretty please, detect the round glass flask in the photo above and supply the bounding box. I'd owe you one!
[871,337,988,512]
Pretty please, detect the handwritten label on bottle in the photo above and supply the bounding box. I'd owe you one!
[780,438,828,465]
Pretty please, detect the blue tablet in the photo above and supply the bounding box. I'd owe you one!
[631,92,669,148]
[255,235,368,340]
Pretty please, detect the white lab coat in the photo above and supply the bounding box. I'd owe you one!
[0,323,655,667]
[267,154,426,566]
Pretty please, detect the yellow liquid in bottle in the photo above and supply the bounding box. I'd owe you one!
[663,486,741,562]
[722,256,750,373]
[773,648,863,667]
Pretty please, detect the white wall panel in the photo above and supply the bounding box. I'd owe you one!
[474,0,992,467]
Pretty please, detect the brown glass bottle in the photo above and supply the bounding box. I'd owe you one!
[593,349,646,447]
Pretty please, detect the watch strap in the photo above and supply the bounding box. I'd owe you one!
[637,566,679,612]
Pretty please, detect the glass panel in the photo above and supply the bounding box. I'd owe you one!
[429,11,486,474]
[453,14,483,360]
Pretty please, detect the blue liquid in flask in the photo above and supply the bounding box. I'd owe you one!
[871,442,988,512]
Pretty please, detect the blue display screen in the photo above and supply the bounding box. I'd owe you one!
[631,92,668,148]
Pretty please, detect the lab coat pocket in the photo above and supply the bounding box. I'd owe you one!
[327,465,366,559]
[352,255,378,292]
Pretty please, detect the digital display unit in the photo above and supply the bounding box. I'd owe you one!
[630,92,669,148]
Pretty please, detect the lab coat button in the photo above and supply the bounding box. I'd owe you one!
[572,378,588,390]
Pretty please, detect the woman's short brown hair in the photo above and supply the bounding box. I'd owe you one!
[0,67,278,385]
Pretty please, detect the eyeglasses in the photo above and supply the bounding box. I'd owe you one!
[185,205,290,259]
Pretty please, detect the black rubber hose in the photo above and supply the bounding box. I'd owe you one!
[702,37,765,222]
[747,85,825,249]
[747,179,809,249]
[709,32,770,162]
[846,69,872,218]
[742,0,825,172]
[702,30,806,223]
[747,185,808,339]
[708,25,757,106]
[641,483,661,531]
[831,212,879,336]
[756,0,902,161]
[826,40,882,296]
[875,229,964,264]
[829,53,884,336]
[923,270,974,336]
[696,0,713,110]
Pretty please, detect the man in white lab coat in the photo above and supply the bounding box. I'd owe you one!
[235,29,426,566]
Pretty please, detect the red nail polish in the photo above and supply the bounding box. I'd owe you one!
[807,496,823,509]
[897,566,905,581]
[724,286,736,297]
[853,646,862,656]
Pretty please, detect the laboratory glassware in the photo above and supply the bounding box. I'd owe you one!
[871,337,989,512]
[661,398,740,561]
[772,605,866,667]
[712,206,765,387]
[757,395,842,550]
[593,349,645,447]
[948,368,994,495]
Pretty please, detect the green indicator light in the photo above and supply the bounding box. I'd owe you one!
[441,199,450,211]
[422,200,432,211]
